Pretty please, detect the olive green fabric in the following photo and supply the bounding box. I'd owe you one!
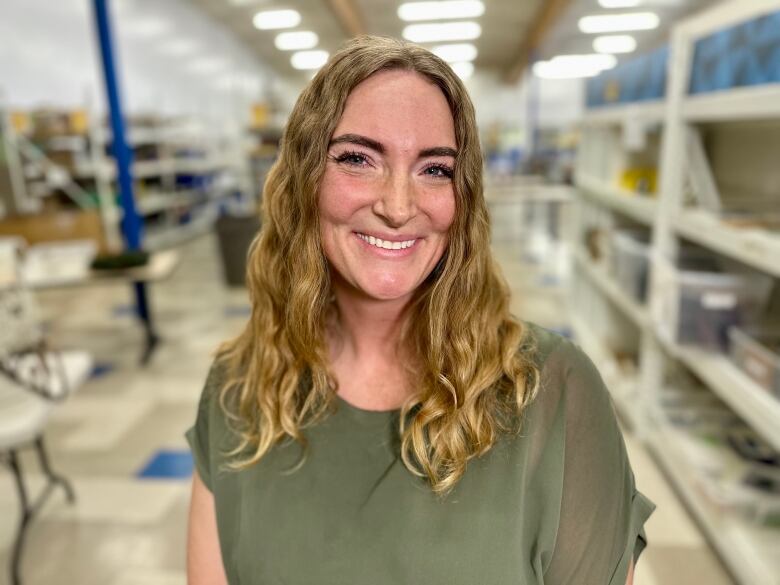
[185,322,655,584]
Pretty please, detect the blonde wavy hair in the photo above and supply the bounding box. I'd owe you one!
[215,35,539,495]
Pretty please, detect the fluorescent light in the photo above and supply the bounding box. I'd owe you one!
[275,31,318,50]
[579,12,659,33]
[398,1,484,21]
[291,50,329,70]
[431,43,478,62]
[253,9,301,30]
[159,39,199,57]
[402,21,481,42]
[593,34,637,53]
[533,54,617,79]
[599,0,642,7]
[451,61,474,79]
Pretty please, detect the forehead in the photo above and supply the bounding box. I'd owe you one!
[333,69,456,149]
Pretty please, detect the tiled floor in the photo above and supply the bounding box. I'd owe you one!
[0,201,736,584]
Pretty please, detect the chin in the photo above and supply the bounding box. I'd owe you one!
[355,272,419,301]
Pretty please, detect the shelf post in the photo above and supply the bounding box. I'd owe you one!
[91,0,142,250]
[91,0,158,363]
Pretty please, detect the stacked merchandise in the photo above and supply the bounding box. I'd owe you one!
[657,370,780,528]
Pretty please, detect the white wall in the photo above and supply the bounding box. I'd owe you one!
[464,68,584,151]
[0,0,277,129]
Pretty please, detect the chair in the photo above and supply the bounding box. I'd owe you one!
[0,238,93,585]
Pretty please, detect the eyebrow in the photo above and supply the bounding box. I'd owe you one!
[329,133,457,159]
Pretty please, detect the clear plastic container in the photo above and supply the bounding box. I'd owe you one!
[728,326,780,399]
[610,230,651,302]
[653,257,773,352]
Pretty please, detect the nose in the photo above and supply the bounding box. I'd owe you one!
[372,172,417,227]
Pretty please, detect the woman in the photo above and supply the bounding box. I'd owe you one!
[186,35,654,585]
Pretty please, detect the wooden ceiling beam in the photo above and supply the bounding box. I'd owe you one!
[325,0,367,38]
[503,0,574,85]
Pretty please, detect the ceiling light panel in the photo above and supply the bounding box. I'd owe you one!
[253,9,301,30]
[593,34,637,54]
[291,50,329,70]
[431,43,478,62]
[402,22,482,43]
[578,12,660,33]
[398,1,485,22]
[275,31,319,51]
[533,54,617,79]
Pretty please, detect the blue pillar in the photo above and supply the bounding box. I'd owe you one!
[92,0,158,364]
[92,0,143,250]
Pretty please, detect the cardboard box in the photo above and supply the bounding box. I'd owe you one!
[0,209,108,252]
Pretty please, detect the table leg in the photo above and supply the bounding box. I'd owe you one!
[133,281,160,365]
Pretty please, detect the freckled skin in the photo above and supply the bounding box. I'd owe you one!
[318,69,457,302]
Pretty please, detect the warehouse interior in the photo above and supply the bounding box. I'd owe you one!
[1,1,779,584]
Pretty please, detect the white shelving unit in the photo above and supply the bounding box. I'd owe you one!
[573,250,650,328]
[648,426,780,585]
[2,110,252,252]
[572,2,780,583]
[577,174,657,226]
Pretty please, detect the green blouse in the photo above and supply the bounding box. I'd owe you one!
[186,322,655,584]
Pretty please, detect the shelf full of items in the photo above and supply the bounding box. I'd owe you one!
[0,108,251,253]
[572,2,780,584]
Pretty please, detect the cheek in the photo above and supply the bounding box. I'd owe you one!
[318,168,373,224]
[424,189,457,233]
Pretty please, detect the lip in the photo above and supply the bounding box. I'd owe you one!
[353,232,420,257]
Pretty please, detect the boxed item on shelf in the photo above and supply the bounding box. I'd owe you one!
[0,210,110,253]
[728,326,780,399]
[584,227,608,261]
[618,167,657,195]
[663,410,780,526]
[653,255,772,352]
[610,230,651,302]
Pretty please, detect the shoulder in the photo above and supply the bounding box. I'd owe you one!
[519,320,593,380]
[518,320,613,423]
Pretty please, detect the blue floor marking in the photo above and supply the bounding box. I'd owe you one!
[112,304,136,318]
[137,450,194,480]
[90,362,115,379]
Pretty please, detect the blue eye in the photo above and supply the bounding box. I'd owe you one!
[423,164,454,179]
[334,151,369,167]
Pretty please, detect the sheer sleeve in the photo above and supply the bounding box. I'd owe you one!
[543,341,656,585]
[185,361,225,492]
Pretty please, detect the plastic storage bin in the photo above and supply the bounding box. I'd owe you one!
[610,230,651,302]
[728,326,780,399]
[653,257,772,352]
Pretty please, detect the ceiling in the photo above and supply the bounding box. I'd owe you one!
[185,0,715,85]
[539,0,714,63]
[184,0,546,83]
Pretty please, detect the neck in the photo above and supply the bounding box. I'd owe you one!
[328,280,411,363]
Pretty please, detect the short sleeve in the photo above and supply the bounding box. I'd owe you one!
[543,341,656,585]
[185,361,225,492]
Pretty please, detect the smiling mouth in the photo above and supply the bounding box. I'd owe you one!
[355,232,418,250]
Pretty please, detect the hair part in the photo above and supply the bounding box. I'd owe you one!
[215,35,539,495]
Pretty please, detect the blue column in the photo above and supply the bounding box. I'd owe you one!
[92,0,158,364]
[92,0,143,250]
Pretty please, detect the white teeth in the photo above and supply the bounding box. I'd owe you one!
[357,233,417,251]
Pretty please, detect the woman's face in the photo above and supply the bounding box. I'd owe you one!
[318,69,457,302]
